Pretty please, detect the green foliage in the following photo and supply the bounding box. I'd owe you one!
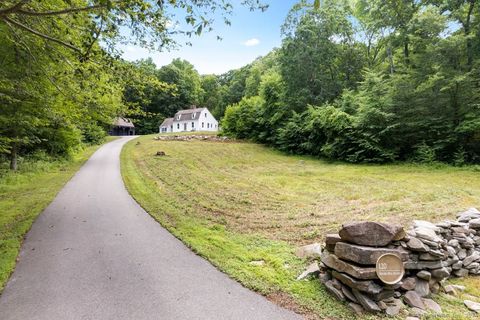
[221,0,480,164]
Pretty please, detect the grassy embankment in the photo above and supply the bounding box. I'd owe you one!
[121,134,480,319]
[0,137,117,292]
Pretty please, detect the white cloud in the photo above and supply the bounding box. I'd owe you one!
[243,38,260,47]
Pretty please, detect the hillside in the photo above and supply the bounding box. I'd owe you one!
[121,135,480,319]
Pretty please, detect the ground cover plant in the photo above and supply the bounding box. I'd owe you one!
[0,138,116,292]
[122,134,480,319]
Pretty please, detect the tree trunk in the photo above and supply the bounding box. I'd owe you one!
[404,38,410,65]
[387,46,395,74]
[465,0,475,70]
[10,143,18,171]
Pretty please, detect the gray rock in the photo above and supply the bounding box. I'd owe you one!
[464,300,480,313]
[352,289,381,313]
[325,280,345,301]
[348,302,364,315]
[371,290,395,302]
[422,298,442,314]
[296,261,320,280]
[404,260,447,270]
[448,239,460,247]
[334,242,408,265]
[341,285,358,303]
[470,218,480,229]
[454,268,469,277]
[406,237,429,252]
[295,243,322,259]
[325,234,342,252]
[452,261,463,270]
[418,238,441,248]
[458,208,480,222]
[466,262,479,270]
[320,251,378,280]
[419,253,442,261]
[443,285,458,296]
[446,246,456,257]
[385,304,401,317]
[338,222,405,247]
[415,279,430,297]
[400,277,416,291]
[405,317,420,320]
[431,267,450,279]
[331,271,383,295]
[463,252,480,267]
[319,271,331,284]
[417,270,431,281]
[415,226,442,242]
[413,220,440,231]
[404,291,426,310]
[458,249,467,260]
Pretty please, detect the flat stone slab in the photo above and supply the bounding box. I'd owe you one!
[295,243,322,259]
[464,300,480,313]
[332,271,383,295]
[334,242,408,265]
[404,291,425,310]
[321,251,378,280]
[339,222,405,247]
[352,289,381,313]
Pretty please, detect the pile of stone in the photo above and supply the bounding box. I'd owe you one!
[313,208,480,316]
[319,221,440,317]
[154,135,231,142]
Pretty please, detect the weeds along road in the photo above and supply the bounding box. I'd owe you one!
[0,136,300,320]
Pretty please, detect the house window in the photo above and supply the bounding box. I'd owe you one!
[184,123,187,131]
[177,123,180,129]
[205,113,207,118]
[192,122,195,128]
[202,122,204,128]
[177,115,181,120]
[192,113,196,119]
[207,123,210,128]
[170,125,173,131]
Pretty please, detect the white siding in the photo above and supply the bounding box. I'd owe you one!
[159,108,219,133]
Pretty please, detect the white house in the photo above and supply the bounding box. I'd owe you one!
[159,107,219,133]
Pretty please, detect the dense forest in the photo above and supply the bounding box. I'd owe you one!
[221,0,480,164]
[1,0,479,168]
[124,0,480,164]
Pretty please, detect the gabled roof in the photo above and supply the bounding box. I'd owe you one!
[173,107,206,122]
[160,118,174,128]
[114,117,135,128]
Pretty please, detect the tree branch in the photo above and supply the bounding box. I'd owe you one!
[16,5,106,16]
[0,0,31,16]
[2,17,82,53]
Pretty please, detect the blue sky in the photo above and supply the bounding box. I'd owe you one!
[121,1,298,75]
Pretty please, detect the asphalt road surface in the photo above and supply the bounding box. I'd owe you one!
[0,137,301,320]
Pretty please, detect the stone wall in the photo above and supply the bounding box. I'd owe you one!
[317,207,480,317]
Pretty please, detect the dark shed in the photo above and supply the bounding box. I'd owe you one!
[110,117,135,136]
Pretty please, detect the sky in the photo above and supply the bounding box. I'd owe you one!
[120,1,298,75]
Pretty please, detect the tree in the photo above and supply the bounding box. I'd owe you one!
[0,0,268,58]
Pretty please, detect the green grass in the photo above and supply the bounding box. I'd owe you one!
[121,134,480,319]
[0,137,117,293]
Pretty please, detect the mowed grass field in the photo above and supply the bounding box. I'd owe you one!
[121,134,480,319]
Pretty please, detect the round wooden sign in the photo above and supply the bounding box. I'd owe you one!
[376,253,405,284]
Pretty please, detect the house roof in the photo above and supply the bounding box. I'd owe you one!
[160,117,174,128]
[173,107,206,122]
[114,117,135,128]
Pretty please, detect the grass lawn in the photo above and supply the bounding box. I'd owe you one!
[0,137,117,293]
[121,134,480,319]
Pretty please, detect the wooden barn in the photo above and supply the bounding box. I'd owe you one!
[110,117,135,136]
